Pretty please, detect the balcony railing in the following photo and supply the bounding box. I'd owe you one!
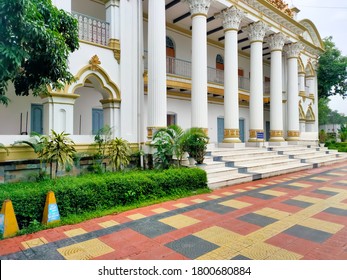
[144,51,251,91]
[72,12,110,46]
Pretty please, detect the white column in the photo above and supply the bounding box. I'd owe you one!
[298,72,306,96]
[102,100,121,137]
[284,43,304,141]
[147,0,167,140]
[106,0,120,40]
[267,33,286,142]
[246,21,269,142]
[183,0,212,132]
[219,6,244,143]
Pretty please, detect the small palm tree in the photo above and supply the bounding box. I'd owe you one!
[108,137,132,171]
[181,127,209,164]
[42,130,76,178]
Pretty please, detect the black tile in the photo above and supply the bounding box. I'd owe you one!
[283,199,313,208]
[165,235,219,259]
[237,213,277,227]
[324,207,347,216]
[200,203,237,214]
[127,220,176,238]
[247,193,276,200]
[283,225,332,243]
[231,254,252,260]
[312,189,338,197]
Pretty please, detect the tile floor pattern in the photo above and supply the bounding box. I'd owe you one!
[1,161,347,260]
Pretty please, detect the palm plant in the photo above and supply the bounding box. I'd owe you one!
[181,127,209,164]
[338,124,347,142]
[42,130,76,178]
[108,137,132,171]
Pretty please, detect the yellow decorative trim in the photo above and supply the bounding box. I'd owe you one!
[89,55,101,71]
[299,102,305,121]
[249,129,264,138]
[306,103,315,121]
[100,98,121,105]
[287,130,300,140]
[264,0,294,18]
[224,129,240,138]
[270,130,283,137]
[79,39,113,51]
[71,65,121,100]
[108,39,120,64]
[191,13,208,18]
[147,126,166,140]
[48,93,80,100]
[299,91,306,101]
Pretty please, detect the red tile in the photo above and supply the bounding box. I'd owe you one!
[265,233,297,248]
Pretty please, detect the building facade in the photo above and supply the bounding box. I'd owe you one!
[0,0,323,160]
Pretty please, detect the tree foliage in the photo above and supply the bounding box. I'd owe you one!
[318,97,347,125]
[318,37,347,99]
[0,0,79,105]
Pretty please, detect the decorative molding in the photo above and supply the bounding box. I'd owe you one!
[287,130,300,138]
[224,129,240,138]
[249,129,264,138]
[267,33,286,51]
[181,0,212,16]
[264,0,293,18]
[270,130,284,137]
[89,55,101,71]
[109,39,120,64]
[218,6,245,31]
[246,21,269,43]
[284,42,304,58]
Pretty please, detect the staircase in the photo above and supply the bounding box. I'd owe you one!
[191,144,347,189]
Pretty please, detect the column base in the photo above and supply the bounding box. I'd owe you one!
[248,129,264,142]
[222,138,242,143]
[246,141,269,147]
[269,137,286,142]
[218,142,245,148]
[286,130,300,141]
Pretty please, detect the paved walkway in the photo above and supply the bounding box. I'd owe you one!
[1,161,347,260]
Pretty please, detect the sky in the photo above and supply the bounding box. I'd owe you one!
[290,0,347,115]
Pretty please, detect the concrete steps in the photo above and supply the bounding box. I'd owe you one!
[192,144,347,189]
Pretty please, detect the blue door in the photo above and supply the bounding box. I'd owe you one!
[217,117,224,143]
[239,119,245,143]
[31,104,43,134]
[92,108,104,135]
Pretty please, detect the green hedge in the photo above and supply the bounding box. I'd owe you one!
[0,168,207,228]
[325,141,347,152]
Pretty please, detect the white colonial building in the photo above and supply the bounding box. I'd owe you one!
[0,0,323,160]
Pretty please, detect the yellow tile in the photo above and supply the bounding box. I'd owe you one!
[298,218,344,234]
[256,184,267,187]
[159,214,200,229]
[221,192,233,196]
[152,207,169,214]
[260,190,287,197]
[266,182,276,185]
[254,207,290,219]
[21,237,49,249]
[191,199,206,203]
[320,187,345,193]
[196,252,221,260]
[208,195,221,199]
[98,220,119,228]
[336,180,347,185]
[127,213,146,220]
[209,246,239,259]
[58,238,114,260]
[219,199,251,209]
[332,203,347,210]
[288,182,311,188]
[311,176,331,181]
[268,249,303,260]
[246,187,257,190]
[274,180,284,183]
[173,203,189,208]
[64,228,87,237]
[293,195,323,203]
[194,226,243,246]
[254,207,275,215]
[327,172,345,176]
[234,189,247,192]
[240,243,281,260]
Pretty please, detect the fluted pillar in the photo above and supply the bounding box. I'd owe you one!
[284,43,304,141]
[219,6,244,143]
[147,0,167,140]
[246,21,269,142]
[267,33,286,142]
[183,0,212,133]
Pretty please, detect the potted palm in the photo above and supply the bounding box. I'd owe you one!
[182,128,209,165]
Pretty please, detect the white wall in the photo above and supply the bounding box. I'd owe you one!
[71,0,105,20]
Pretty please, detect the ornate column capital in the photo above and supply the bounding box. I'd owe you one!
[267,33,286,51]
[284,42,304,58]
[181,0,213,17]
[218,6,245,31]
[246,21,269,43]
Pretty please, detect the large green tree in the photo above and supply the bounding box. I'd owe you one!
[0,0,79,106]
[318,36,347,99]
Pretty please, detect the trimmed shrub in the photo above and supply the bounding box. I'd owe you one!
[0,168,207,229]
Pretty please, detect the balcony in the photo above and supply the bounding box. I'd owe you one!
[72,12,110,46]
[144,52,251,92]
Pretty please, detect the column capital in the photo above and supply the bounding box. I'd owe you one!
[181,0,213,17]
[267,33,286,51]
[218,6,245,31]
[246,21,269,43]
[284,42,304,58]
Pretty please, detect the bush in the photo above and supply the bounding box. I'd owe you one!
[0,168,208,229]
